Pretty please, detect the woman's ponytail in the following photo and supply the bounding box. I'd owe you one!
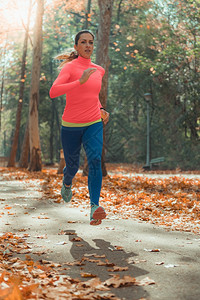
[55,50,78,68]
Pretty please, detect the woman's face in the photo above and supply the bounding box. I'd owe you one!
[74,33,94,59]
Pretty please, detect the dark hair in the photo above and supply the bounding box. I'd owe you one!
[75,30,95,45]
[55,30,95,68]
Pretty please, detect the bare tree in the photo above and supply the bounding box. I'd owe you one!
[96,0,113,176]
[28,0,44,171]
[19,121,29,168]
[7,0,32,167]
[0,38,7,131]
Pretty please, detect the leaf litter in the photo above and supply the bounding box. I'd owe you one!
[3,165,197,234]
[1,165,200,298]
[1,166,200,234]
[0,232,155,299]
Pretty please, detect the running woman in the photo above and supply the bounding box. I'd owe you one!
[49,30,109,225]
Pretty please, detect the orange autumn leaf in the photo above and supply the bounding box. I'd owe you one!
[71,237,82,242]
[21,284,39,298]
[0,271,7,283]
[81,272,97,278]
[97,259,115,267]
[135,276,155,286]
[104,274,136,288]
[81,277,109,291]
[0,285,23,300]
[107,266,128,272]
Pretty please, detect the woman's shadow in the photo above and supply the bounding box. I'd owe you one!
[64,229,150,300]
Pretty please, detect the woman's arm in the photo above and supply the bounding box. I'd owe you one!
[49,65,80,98]
[49,66,98,98]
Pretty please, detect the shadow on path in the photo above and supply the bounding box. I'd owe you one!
[64,229,149,300]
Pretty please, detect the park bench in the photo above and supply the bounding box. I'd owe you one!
[150,156,165,168]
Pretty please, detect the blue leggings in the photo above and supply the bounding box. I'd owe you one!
[61,121,103,206]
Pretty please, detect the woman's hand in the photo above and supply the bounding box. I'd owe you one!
[79,68,97,84]
[101,109,109,125]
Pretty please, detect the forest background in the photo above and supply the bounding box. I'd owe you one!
[0,0,199,171]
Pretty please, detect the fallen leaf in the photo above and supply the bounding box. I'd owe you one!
[63,231,77,235]
[108,266,128,272]
[164,264,179,268]
[0,285,22,300]
[97,259,115,267]
[104,275,136,288]
[135,276,155,286]
[126,257,147,264]
[96,293,120,300]
[55,241,67,245]
[34,235,47,239]
[105,227,115,230]
[71,237,82,242]
[82,277,109,291]
[144,248,160,252]
[84,253,98,257]
[17,249,32,254]
[109,246,123,251]
[81,272,97,278]
[84,253,106,258]
[155,261,164,265]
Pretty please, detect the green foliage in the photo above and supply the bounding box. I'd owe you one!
[106,0,200,169]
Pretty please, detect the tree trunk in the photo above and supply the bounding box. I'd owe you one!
[117,0,123,22]
[7,0,32,167]
[82,0,113,177]
[0,41,6,131]
[95,0,113,176]
[0,64,5,131]
[84,0,92,29]
[19,121,29,168]
[28,0,44,172]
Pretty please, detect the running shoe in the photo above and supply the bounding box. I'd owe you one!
[61,183,72,203]
[90,205,106,226]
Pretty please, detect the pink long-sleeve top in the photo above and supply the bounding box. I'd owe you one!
[49,56,105,127]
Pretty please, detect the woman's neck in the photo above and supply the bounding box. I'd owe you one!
[77,55,91,65]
